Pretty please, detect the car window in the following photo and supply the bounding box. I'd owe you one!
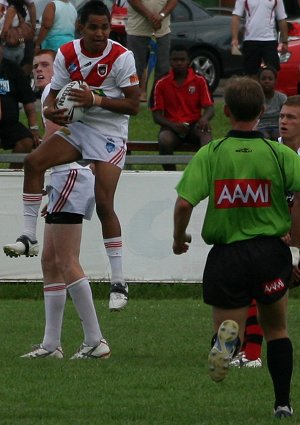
[171,2,192,22]
[172,0,210,23]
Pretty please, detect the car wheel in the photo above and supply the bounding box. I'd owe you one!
[190,49,221,92]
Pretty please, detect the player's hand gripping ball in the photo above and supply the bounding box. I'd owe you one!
[56,81,88,123]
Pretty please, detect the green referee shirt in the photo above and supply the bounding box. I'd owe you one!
[176,130,300,245]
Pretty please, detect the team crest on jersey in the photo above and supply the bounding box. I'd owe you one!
[67,63,78,74]
[98,64,108,77]
[106,138,116,153]
[215,179,271,208]
[188,85,196,94]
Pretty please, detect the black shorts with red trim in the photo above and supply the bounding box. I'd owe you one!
[203,236,291,308]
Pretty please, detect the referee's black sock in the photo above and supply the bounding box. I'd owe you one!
[267,338,293,408]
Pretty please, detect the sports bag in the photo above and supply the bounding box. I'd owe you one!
[3,8,34,47]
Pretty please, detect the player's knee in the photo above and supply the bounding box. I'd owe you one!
[24,152,45,173]
[41,253,57,274]
[159,130,175,146]
[14,138,34,153]
[260,318,287,341]
[96,201,114,220]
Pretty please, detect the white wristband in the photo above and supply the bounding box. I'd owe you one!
[91,91,95,105]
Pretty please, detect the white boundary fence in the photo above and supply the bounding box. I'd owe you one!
[0,170,210,282]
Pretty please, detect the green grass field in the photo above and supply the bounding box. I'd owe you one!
[19,100,230,143]
[127,101,230,171]
[0,101,230,169]
[1,285,300,425]
[128,101,230,142]
[1,93,291,424]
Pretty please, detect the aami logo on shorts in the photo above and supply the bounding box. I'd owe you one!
[215,179,271,208]
[263,278,286,295]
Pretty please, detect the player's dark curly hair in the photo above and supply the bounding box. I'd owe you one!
[224,77,265,122]
[79,0,110,24]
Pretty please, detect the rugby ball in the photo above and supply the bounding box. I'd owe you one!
[56,81,88,123]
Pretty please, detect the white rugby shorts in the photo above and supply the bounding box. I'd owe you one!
[56,122,127,169]
[46,167,95,220]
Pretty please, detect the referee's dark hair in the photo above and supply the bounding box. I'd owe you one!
[224,77,265,122]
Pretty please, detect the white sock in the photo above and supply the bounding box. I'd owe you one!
[23,193,43,241]
[67,277,102,346]
[42,283,66,352]
[104,237,124,284]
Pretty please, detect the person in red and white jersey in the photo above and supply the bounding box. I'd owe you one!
[3,0,140,312]
[21,49,111,360]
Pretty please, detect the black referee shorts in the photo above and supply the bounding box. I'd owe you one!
[203,236,291,309]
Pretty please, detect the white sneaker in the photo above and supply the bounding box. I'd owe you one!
[230,354,262,368]
[208,319,239,382]
[21,344,63,359]
[70,339,111,359]
[109,282,128,311]
[3,235,39,258]
[229,351,244,367]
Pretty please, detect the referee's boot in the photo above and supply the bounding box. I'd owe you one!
[208,319,240,382]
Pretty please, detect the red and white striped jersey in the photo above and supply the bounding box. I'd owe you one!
[51,38,139,138]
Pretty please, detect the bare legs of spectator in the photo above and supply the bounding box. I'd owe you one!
[139,68,147,103]
[10,137,33,169]
[158,129,179,171]
[158,127,212,171]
